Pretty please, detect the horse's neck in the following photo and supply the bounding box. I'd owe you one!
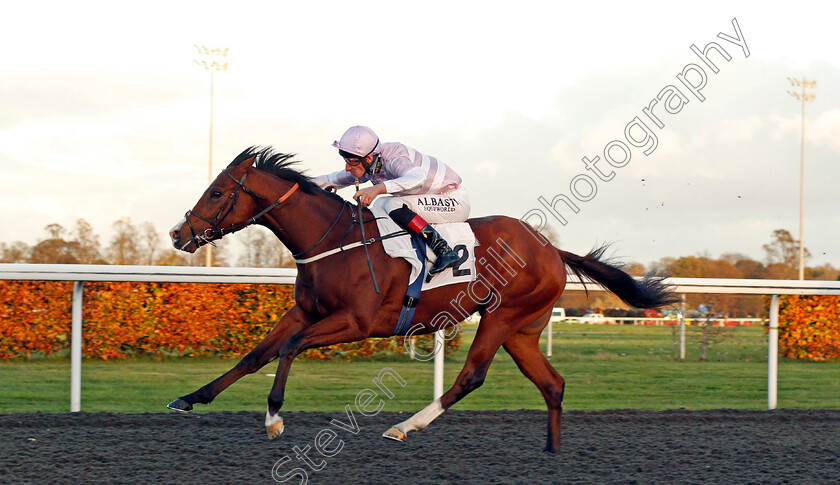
[259,190,352,257]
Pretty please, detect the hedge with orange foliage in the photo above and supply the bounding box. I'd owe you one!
[778,295,840,361]
[0,281,461,360]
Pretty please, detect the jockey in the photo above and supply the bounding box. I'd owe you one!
[311,125,470,278]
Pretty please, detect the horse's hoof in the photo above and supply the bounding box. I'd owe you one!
[265,412,284,440]
[382,427,406,442]
[166,398,193,412]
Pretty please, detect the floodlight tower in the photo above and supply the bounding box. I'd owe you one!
[195,45,229,267]
[786,77,816,280]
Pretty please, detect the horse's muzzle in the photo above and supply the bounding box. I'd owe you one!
[169,218,197,253]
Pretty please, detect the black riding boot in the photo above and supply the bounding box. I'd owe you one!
[419,224,461,277]
[389,205,461,278]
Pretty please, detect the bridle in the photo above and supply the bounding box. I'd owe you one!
[181,169,299,250]
[181,168,387,294]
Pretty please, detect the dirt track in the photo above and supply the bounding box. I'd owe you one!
[2,409,839,484]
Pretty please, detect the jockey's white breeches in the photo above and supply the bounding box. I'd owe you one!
[372,186,471,224]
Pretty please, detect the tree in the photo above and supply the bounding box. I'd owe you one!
[27,220,105,264]
[624,262,646,277]
[71,219,103,264]
[662,255,748,316]
[649,257,675,276]
[765,262,796,280]
[155,249,193,266]
[666,255,740,279]
[106,217,143,265]
[0,241,31,263]
[237,226,294,268]
[30,223,80,264]
[734,258,765,279]
[806,264,840,281]
[200,240,230,267]
[763,229,810,268]
[139,221,160,265]
[690,308,734,361]
[44,223,65,239]
[720,252,751,265]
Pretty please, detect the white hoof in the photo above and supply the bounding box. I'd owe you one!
[265,411,284,440]
[382,427,406,442]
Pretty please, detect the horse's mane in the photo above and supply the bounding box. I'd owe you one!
[228,146,345,203]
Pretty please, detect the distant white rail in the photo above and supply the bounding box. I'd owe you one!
[557,276,840,410]
[2,263,840,412]
[562,316,766,325]
[566,276,840,295]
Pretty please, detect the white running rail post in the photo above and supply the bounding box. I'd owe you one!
[679,294,686,360]
[768,295,780,410]
[71,281,84,412]
[433,330,445,400]
[546,320,553,358]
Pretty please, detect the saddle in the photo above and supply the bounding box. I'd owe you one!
[369,205,477,335]
[369,205,477,291]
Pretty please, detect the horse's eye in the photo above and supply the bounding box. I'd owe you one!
[211,190,223,199]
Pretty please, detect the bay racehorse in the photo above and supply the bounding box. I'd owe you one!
[167,146,676,452]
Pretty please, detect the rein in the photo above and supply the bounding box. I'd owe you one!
[182,169,298,250]
[354,178,380,294]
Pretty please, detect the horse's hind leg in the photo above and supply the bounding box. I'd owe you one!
[382,323,509,442]
[502,330,565,452]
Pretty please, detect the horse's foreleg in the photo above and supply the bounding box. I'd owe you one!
[502,330,565,453]
[264,311,366,439]
[382,323,508,442]
[167,306,308,412]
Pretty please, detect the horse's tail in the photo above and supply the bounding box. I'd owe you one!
[558,245,678,309]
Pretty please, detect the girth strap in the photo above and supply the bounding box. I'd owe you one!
[293,230,407,264]
[393,233,427,336]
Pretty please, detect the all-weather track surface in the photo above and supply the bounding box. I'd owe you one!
[2,409,838,484]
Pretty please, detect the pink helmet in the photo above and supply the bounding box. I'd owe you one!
[332,126,380,158]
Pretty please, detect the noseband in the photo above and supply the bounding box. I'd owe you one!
[182,169,299,250]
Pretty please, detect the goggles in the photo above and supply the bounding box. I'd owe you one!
[339,149,364,166]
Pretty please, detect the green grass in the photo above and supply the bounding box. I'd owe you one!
[1,323,838,413]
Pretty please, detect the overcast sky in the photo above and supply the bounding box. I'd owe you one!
[2,1,839,269]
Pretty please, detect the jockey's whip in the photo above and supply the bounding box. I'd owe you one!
[355,177,380,294]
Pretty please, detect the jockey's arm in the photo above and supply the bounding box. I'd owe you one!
[355,155,424,206]
[382,164,425,194]
[310,170,360,190]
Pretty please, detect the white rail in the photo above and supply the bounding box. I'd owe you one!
[0,263,297,284]
[1,264,295,412]
[560,276,840,410]
[561,317,766,325]
[566,276,840,295]
[2,263,840,412]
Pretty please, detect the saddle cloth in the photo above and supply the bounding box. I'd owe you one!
[369,205,477,291]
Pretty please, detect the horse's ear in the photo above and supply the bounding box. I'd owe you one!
[243,156,257,168]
